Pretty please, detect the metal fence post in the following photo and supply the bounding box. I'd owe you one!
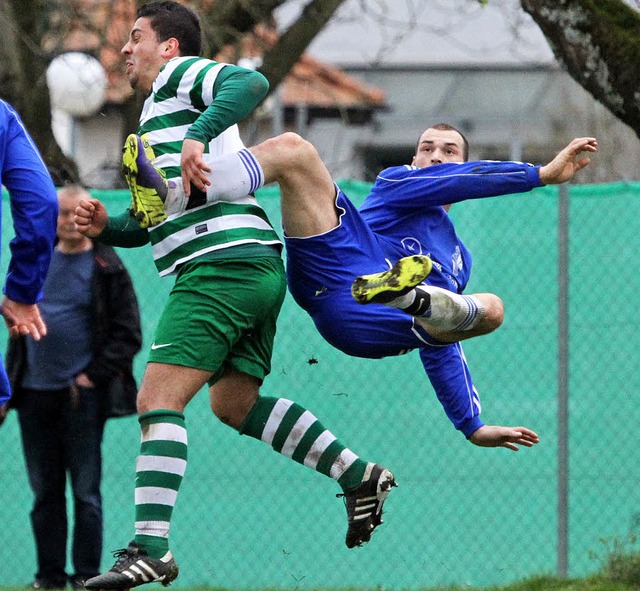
[557,182,570,577]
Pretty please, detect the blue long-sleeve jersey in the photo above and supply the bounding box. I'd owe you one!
[286,158,543,438]
[361,160,542,292]
[0,100,58,403]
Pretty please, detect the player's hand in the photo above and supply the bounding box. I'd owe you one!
[539,137,598,185]
[1,296,47,340]
[469,424,539,451]
[181,138,211,197]
[74,198,108,237]
[75,373,95,388]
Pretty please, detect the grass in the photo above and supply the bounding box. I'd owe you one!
[4,543,640,591]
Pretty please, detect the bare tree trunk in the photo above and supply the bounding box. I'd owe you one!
[0,0,23,100]
[198,0,347,94]
[521,0,640,139]
[260,0,347,91]
[199,0,287,55]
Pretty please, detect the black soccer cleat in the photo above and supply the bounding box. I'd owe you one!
[84,541,179,589]
[338,462,397,548]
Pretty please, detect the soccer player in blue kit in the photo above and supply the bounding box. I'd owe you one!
[118,123,597,450]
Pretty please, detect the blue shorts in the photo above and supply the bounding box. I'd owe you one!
[285,190,442,358]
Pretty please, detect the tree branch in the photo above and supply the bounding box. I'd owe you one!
[521,0,640,139]
[199,0,286,55]
[3,0,79,182]
[260,0,347,93]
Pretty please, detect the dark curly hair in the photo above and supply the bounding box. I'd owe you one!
[137,1,202,57]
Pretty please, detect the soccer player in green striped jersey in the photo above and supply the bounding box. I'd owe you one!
[77,3,395,589]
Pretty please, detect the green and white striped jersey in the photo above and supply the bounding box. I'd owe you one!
[139,56,281,276]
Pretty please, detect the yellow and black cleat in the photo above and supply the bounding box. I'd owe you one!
[351,255,433,304]
[122,133,168,229]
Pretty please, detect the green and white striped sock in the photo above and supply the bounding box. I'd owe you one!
[134,409,187,559]
[240,397,367,491]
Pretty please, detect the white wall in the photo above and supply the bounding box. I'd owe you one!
[52,106,126,188]
[345,65,640,182]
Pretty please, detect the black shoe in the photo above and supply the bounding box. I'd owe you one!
[84,541,178,589]
[338,462,397,548]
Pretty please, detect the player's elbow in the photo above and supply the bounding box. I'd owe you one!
[483,295,504,332]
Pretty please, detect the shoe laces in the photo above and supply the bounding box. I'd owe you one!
[336,487,373,516]
[111,546,139,568]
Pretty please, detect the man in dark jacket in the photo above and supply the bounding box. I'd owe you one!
[1,184,142,589]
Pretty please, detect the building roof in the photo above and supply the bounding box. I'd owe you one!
[282,54,385,108]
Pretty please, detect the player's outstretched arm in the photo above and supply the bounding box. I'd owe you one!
[469,424,540,452]
[74,198,108,238]
[538,137,598,185]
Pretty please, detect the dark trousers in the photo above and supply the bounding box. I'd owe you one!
[17,386,106,586]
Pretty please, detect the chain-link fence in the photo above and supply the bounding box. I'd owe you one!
[1,181,639,589]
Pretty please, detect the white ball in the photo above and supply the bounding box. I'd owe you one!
[46,52,107,117]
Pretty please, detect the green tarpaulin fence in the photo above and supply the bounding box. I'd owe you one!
[1,181,639,589]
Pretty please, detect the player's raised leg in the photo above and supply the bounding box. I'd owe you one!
[122,132,341,238]
[352,256,504,343]
[249,133,340,238]
[241,399,397,548]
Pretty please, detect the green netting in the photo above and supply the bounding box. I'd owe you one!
[1,181,639,589]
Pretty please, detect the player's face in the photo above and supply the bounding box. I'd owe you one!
[121,17,167,93]
[412,128,466,168]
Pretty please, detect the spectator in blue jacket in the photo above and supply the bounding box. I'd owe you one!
[0,99,58,404]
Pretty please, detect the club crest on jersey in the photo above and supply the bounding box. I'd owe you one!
[400,237,423,254]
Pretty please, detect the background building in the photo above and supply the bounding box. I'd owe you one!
[272,0,640,183]
[51,0,640,187]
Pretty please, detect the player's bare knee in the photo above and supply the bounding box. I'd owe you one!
[210,403,238,428]
[279,132,317,166]
[209,372,259,431]
[258,133,316,180]
[263,132,306,157]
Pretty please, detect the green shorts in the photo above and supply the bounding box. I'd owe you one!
[149,256,286,385]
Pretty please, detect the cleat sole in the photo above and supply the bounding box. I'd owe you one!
[352,255,433,304]
[122,134,168,229]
